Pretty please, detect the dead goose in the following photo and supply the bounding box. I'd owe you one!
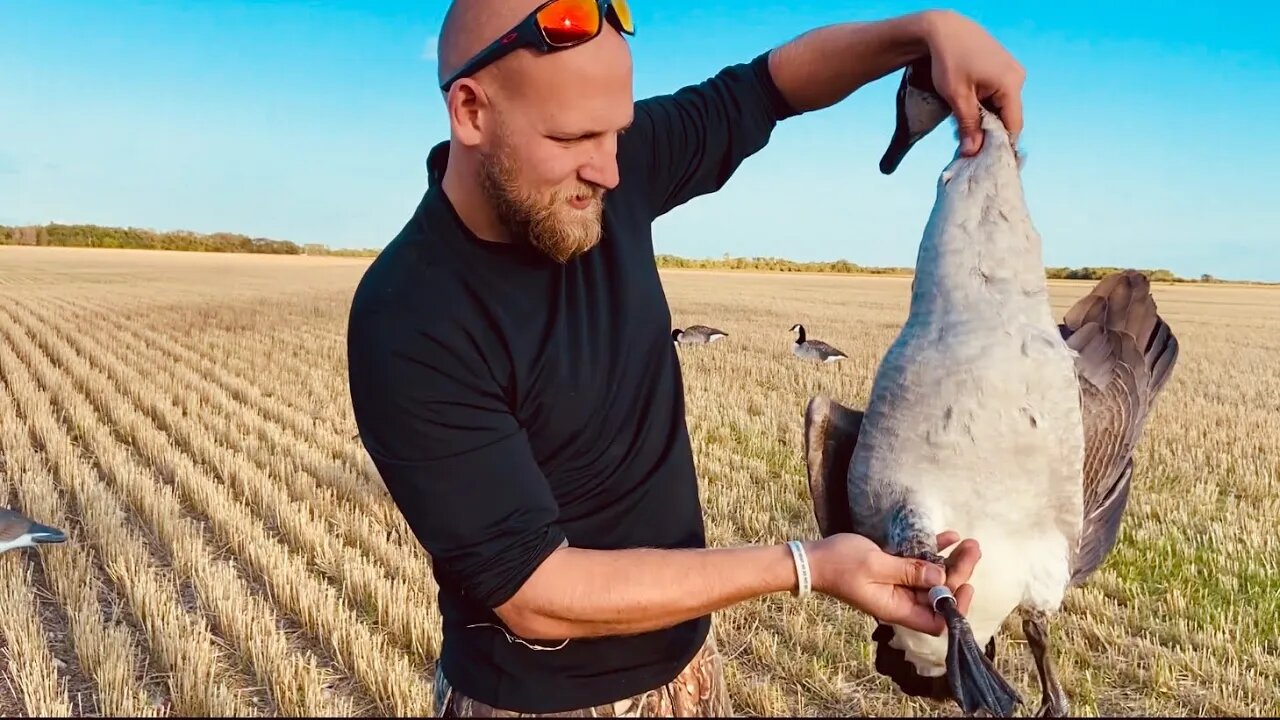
[671,325,728,345]
[0,507,67,555]
[801,109,1178,714]
[790,324,847,363]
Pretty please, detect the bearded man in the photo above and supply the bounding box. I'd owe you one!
[346,0,1025,715]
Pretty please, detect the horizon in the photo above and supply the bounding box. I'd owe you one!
[9,223,1274,287]
[3,1,1278,282]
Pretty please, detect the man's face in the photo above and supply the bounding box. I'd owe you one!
[475,29,634,263]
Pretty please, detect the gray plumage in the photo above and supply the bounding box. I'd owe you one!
[790,324,847,363]
[0,507,66,555]
[802,108,1178,717]
[671,325,728,345]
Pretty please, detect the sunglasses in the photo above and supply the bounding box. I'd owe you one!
[439,0,635,92]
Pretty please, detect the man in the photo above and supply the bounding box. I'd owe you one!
[346,0,1026,715]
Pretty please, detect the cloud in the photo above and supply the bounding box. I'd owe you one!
[422,35,438,61]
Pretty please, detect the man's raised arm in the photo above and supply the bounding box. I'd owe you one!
[767,10,1026,152]
[619,9,1026,216]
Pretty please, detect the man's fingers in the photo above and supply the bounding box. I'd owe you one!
[936,530,961,550]
[891,596,947,636]
[943,538,982,588]
[944,84,983,156]
[881,537,979,591]
[990,84,1024,145]
[955,583,975,616]
[887,555,946,589]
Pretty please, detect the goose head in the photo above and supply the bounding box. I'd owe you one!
[790,323,806,344]
[879,55,951,174]
[27,525,65,545]
[879,54,1022,175]
[671,328,683,345]
[0,508,67,555]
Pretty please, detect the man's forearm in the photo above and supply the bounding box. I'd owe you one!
[494,543,802,640]
[766,11,935,114]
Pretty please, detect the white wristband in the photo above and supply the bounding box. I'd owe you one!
[786,540,811,598]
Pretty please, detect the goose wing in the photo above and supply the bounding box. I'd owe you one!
[1060,271,1179,586]
[805,339,847,358]
[802,395,864,537]
[687,325,727,337]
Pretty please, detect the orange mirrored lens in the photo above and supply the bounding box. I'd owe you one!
[611,0,634,33]
[537,0,601,46]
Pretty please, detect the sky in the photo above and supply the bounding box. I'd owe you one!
[2,1,1278,281]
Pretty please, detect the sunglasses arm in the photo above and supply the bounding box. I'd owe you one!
[439,18,551,92]
[437,0,632,93]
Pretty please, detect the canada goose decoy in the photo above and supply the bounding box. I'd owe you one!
[0,507,67,555]
[803,110,1178,717]
[790,324,847,363]
[671,325,728,346]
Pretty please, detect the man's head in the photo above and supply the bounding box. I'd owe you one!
[437,0,635,263]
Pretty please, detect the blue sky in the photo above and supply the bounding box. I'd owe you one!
[2,1,1278,281]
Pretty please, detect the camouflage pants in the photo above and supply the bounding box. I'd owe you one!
[433,627,732,717]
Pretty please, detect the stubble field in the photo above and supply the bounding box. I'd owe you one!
[0,244,1276,717]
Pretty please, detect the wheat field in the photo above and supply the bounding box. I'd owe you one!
[0,244,1276,717]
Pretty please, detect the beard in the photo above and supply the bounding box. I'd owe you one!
[478,133,605,264]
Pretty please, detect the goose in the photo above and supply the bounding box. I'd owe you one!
[800,89,1179,715]
[790,323,847,363]
[671,325,728,345]
[0,507,67,555]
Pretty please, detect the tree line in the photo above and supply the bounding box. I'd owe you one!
[654,253,1237,283]
[0,223,379,257]
[654,253,913,275]
[1,223,1262,284]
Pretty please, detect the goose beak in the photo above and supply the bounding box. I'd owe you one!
[28,522,66,544]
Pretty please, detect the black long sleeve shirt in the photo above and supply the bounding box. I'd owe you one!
[346,52,797,713]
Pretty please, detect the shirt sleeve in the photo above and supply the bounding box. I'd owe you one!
[346,302,567,610]
[620,51,799,220]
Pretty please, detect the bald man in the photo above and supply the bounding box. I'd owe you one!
[347,1,1024,715]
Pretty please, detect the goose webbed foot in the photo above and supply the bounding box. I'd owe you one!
[917,551,1023,718]
[1023,610,1069,717]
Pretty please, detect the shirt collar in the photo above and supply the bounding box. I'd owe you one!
[426,140,450,187]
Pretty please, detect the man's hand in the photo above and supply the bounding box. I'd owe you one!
[806,530,981,636]
[920,10,1026,155]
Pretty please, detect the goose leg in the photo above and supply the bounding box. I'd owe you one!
[892,510,1023,717]
[1023,610,1069,717]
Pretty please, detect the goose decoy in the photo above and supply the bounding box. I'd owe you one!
[802,108,1178,718]
[0,507,67,555]
[671,325,728,346]
[790,324,847,363]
